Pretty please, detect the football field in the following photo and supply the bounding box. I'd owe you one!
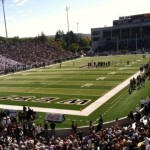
[0,54,150,128]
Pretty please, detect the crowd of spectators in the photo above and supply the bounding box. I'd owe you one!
[0,55,22,72]
[129,61,150,94]
[91,38,150,56]
[0,97,149,149]
[0,41,150,149]
[0,41,78,73]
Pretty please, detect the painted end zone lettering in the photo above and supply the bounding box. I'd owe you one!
[45,113,65,123]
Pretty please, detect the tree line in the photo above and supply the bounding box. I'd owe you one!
[55,30,91,53]
[0,30,91,53]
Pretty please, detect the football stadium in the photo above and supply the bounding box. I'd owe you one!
[0,54,150,127]
[0,1,150,148]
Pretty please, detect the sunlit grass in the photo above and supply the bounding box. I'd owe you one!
[0,54,149,128]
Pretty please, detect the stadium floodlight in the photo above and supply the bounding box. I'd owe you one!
[66,6,70,51]
[1,0,8,38]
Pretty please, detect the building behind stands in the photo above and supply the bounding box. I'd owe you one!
[91,13,150,54]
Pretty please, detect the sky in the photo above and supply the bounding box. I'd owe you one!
[0,0,149,38]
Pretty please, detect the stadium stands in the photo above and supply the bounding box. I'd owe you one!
[0,35,150,149]
[0,41,78,74]
[0,101,149,149]
[91,13,150,55]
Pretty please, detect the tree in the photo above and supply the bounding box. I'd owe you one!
[55,30,65,41]
[79,37,89,47]
[54,29,91,52]
[37,32,47,42]
[70,43,79,52]
[65,31,78,51]
[65,31,78,44]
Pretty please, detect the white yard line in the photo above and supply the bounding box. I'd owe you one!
[0,71,140,116]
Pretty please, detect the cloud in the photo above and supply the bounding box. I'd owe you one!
[2,0,150,37]
[18,10,31,17]
[12,0,30,6]
[5,13,67,37]
[68,0,150,33]
[9,4,14,7]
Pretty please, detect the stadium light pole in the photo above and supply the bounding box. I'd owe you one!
[66,6,70,51]
[1,0,8,72]
[1,0,8,39]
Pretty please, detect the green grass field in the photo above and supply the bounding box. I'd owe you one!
[0,54,150,128]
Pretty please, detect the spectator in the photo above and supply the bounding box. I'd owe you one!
[128,111,135,124]
[50,121,56,137]
[135,111,142,123]
[113,118,121,128]
[71,121,77,135]
[36,123,43,138]
[136,104,140,113]
[23,105,27,113]
[98,115,103,125]
[89,121,95,133]
[97,115,103,132]
[146,139,150,150]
